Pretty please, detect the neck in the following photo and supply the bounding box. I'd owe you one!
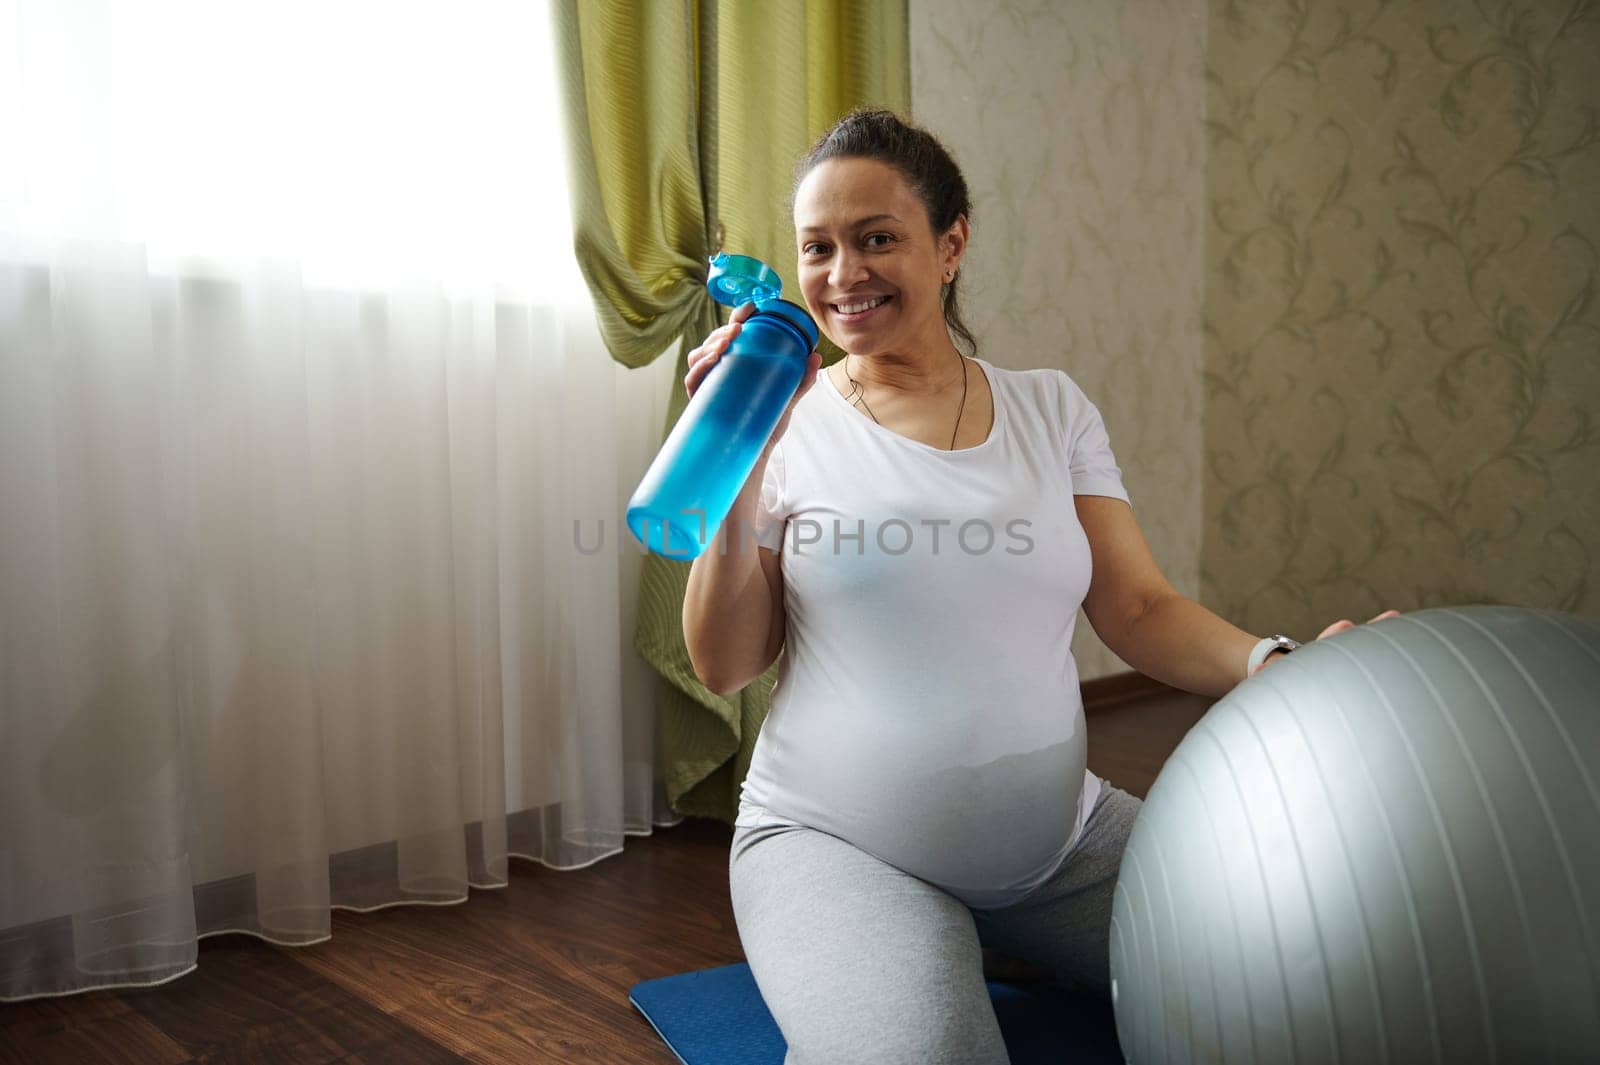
[845,342,967,396]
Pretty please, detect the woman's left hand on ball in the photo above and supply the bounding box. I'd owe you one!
[1256,611,1402,676]
[1314,609,1401,641]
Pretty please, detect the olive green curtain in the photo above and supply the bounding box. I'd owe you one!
[553,0,909,821]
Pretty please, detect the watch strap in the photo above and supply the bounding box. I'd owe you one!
[1247,634,1300,675]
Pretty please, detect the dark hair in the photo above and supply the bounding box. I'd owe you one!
[793,110,978,358]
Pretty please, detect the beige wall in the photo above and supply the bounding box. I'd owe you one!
[914,0,1599,678]
[1202,1,1600,635]
[911,0,1208,679]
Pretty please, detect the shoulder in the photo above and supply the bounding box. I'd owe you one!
[980,361,1099,422]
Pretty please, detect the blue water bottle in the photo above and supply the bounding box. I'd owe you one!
[626,253,819,560]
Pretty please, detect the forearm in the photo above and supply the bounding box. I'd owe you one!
[1102,591,1259,698]
[682,454,778,695]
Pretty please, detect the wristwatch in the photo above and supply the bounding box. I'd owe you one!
[1247,634,1300,675]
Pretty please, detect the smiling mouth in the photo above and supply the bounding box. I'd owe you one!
[832,295,891,318]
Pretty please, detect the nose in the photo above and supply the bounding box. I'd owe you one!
[827,247,869,291]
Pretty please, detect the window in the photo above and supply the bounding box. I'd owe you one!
[1,0,579,297]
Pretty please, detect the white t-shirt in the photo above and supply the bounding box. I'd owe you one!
[734,357,1130,909]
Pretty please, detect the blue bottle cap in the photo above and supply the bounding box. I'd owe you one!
[706,252,782,307]
[706,252,818,351]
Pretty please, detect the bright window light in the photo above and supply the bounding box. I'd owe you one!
[1,0,580,297]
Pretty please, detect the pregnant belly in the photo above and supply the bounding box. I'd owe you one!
[796,736,1088,909]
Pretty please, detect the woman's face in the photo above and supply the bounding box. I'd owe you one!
[792,157,966,359]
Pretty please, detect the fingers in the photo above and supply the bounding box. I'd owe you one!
[683,309,752,396]
[786,351,825,411]
[1316,619,1356,641]
[767,352,827,448]
[796,350,823,393]
[1315,609,1401,642]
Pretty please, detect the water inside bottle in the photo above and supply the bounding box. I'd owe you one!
[626,352,801,559]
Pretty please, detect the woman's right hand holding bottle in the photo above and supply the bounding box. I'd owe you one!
[684,301,824,449]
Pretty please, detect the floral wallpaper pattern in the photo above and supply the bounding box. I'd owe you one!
[1202,0,1600,636]
[912,0,1208,679]
[911,0,1597,678]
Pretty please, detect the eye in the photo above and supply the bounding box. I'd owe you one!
[864,232,895,248]
[801,241,830,257]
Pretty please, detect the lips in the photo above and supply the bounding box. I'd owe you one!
[831,294,892,321]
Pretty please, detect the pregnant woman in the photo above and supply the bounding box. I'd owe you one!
[681,109,1387,1065]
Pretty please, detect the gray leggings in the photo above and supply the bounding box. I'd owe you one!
[728,786,1141,1065]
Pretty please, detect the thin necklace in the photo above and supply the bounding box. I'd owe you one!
[844,351,969,451]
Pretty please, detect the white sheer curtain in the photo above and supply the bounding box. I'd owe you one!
[0,0,681,1001]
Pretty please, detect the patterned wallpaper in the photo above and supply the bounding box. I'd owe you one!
[911,0,1598,678]
[911,0,1208,679]
[1202,0,1600,636]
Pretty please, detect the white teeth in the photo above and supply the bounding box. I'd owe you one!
[835,296,888,315]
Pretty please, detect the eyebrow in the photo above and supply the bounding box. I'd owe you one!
[797,213,902,235]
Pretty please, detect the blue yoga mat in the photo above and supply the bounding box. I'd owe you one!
[629,962,1123,1064]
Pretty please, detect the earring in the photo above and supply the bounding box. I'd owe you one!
[944,270,955,282]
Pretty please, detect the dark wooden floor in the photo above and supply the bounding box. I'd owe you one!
[0,681,1211,1065]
